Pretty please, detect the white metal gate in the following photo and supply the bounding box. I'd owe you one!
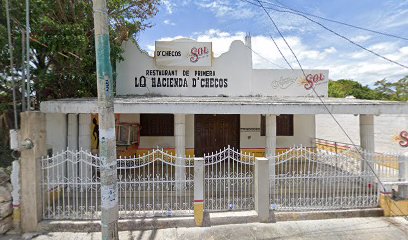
[41,149,194,219]
[270,147,379,211]
[204,146,255,211]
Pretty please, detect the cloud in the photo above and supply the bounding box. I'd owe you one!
[143,29,408,85]
[350,35,372,43]
[196,0,256,19]
[162,0,175,14]
[163,19,175,26]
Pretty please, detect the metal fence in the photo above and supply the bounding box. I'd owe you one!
[42,149,194,220]
[41,146,404,220]
[270,146,379,211]
[204,146,255,212]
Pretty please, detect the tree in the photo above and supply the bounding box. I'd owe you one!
[374,76,408,101]
[328,79,382,100]
[329,77,408,101]
[0,0,159,107]
[0,0,160,166]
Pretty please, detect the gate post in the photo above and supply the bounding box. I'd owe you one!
[398,154,408,198]
[20,111,46,232]
[193,157,204,226]
[255,157,270,222]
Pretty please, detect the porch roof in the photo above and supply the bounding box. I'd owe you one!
[40,96,408,115]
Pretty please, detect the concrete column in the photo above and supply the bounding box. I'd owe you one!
[67,114,78,179]
[20,111,46,232]
[46,113,67,153]
[399,154,408,198]
[265,114,277,174]
[67,114,79,151]
[79,114,92,181]
[360,114,374,172]
[175,114,186,190]
[194,158,204,226]
[45,113,67,190]
[255,157,270,222]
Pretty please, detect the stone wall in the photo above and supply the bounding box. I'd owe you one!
[0,168,12,234]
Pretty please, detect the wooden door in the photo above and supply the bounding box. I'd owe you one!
[194,114,240,156]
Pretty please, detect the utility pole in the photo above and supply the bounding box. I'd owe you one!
[92,1,118,239]
[6,0,18,129]
[25,0,30,110]
[21,29,26,112]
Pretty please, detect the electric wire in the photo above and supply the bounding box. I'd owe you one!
[269,34,293,69]
[244,0,408,70]
[270,0,408,41]
[254,0,408,218]
[245,0,408,41]
[245,44,287,69]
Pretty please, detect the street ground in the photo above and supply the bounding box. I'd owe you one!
[1,217,408,240]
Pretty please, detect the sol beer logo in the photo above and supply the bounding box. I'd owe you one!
[298,73,326,90]
[190,46,210,63]
[393,130,408,147]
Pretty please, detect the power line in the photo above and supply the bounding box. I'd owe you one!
[255,0,300,72]
[245,44,287,69]
[249,0,408,41]
[254,0,408,218]
[269,34,293,69]
[243,0,408,70]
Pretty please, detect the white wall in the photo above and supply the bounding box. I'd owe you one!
[46,113,67,153]
[240,114,315,149]
[116,40,328,97]
[315,114,408,154]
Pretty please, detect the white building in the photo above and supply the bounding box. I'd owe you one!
[40,38,408,158]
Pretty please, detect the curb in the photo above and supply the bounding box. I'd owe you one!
[37,208,384,232]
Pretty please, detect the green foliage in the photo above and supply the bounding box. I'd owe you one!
[0,0,159,104]
[329,77,408,101]
[0,0,159,167]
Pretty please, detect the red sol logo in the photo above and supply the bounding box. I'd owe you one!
[304,73,325,90]
[399,131,408,147]
[190,47,209,63]
[393,130,408,147]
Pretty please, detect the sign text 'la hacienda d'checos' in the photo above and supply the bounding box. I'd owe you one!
[122,39,329,97]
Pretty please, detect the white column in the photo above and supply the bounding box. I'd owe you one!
[193,157,204,226]
[67,114,78,179]
[46,113,67,191]
[255,157,270,222]
[46,113,67,153]
[359,114,374,152]
[360,114,374,172]
[265,114,277,174]
[175,114,186,190]
[399,154,408,198]
[79,114,92,181]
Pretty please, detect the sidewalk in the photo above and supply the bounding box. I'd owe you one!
[1,217,408,240]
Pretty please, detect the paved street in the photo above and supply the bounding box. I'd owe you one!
[1,217,408,240]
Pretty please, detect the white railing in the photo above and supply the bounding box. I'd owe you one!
[117,149,194,218]
[41,149,101,219]
[204,146,255,211]
[41,149,194,220]
[41,146,406,220]
[270,147,378,211]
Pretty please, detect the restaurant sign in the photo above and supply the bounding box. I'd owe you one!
[155,41,212,67]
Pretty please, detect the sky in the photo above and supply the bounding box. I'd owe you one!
[136,0,408,86]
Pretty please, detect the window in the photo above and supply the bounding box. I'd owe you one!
[116,123,140,146]
[260,114,294,136]
[140,114,174,136]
